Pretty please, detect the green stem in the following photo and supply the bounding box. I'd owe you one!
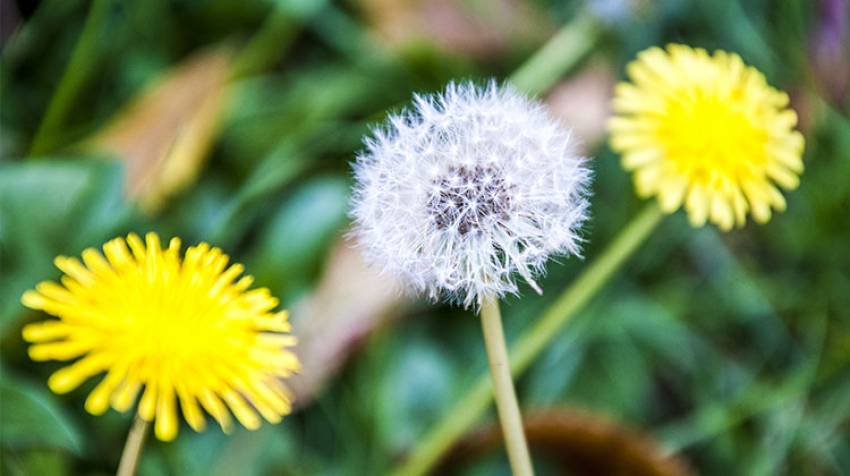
[508,11,600,96]
[391,204,663,476]
[229,0,327,80]
[229,8,299,80]
[116,414,149,476]
[29,0,112,156]
[479,299,534,476]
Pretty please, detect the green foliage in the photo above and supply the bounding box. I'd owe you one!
[1,370,83,476]
[0,159,130,335]
[0,371,83,454]
[249,175,350,302]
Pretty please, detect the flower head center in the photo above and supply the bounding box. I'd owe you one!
[117,287,228,362]
[427,165,513,235]
[660,92,769,184]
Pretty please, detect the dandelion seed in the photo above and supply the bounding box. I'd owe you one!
[351,81,591,308]
[609,44,805,230]
[21,233,299,441]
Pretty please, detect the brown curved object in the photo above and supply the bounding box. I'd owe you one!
[438,408,693,476]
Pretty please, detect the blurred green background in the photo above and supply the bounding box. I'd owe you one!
[1,0,849,474]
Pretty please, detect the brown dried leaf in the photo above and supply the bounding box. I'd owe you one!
[356,0,554,59]
[86,46,233,213]
[545,61,616,152]
[288,234,409,406]
[440,408,694,476]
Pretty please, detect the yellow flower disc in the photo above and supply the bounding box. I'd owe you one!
[609,44,805,230]
[21,233,300,441]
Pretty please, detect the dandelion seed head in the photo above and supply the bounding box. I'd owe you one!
[351,81,591,308]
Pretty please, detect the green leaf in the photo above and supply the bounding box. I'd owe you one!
[0,371,83,454]
[0,158,130,336]
[249,175,350,300]
[1,449,72,476]
[376,338,456,452]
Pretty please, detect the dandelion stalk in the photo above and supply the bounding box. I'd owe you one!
[391,204,663,476]
[480,298,534,476]
[116,415,149,476]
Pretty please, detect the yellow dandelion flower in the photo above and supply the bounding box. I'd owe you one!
[20,233,300,441]
[608,44,805,230]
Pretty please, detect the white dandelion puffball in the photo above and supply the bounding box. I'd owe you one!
[351,81,591,308]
